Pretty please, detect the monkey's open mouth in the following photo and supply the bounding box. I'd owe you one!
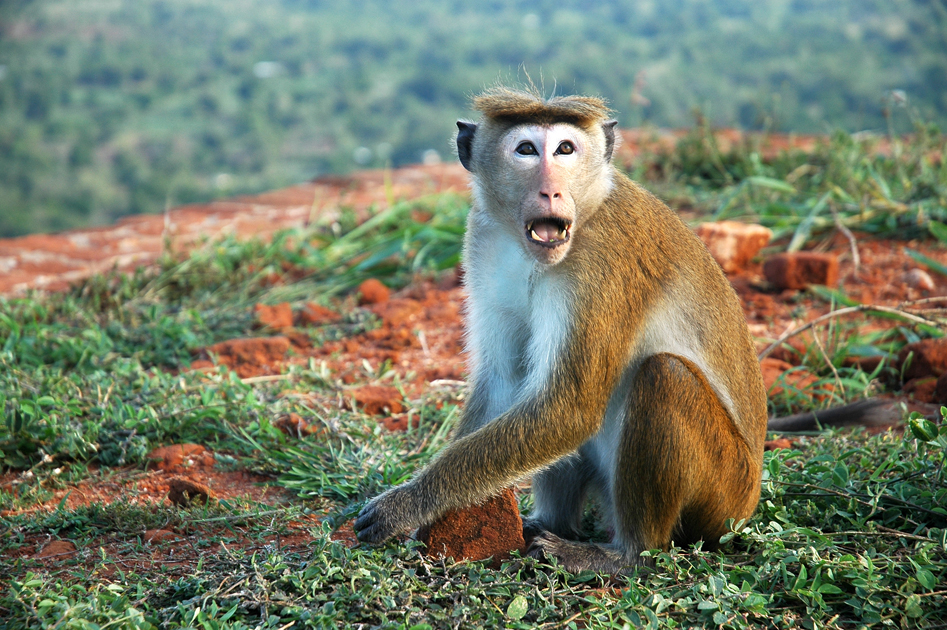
[526,218,572,248]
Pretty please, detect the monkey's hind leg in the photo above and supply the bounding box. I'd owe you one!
[616,353,760,564]
[530,353,761,573]
[525,453,598,542]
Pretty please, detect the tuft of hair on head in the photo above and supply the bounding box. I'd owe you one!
[472,86,612,128]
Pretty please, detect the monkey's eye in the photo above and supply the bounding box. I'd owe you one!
[515,142,538,156]
[555,141,575,155]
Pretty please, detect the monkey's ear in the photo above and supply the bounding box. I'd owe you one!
[456,121,477,171]
[603,120,619,162]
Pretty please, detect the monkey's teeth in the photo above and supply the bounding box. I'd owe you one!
[531,228,542,241]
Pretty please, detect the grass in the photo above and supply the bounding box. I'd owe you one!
[1,124,946,628]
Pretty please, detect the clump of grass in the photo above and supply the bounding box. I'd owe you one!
[635,119,947,245]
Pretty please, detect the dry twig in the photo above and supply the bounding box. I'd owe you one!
[759,304,941,360]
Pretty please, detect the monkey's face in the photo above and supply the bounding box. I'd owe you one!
[490,123,609,266]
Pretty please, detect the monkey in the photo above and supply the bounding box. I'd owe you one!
[353,87,877,573]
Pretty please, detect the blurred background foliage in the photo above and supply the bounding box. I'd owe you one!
[0,0,944,237]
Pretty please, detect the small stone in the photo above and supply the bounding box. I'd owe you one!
[694,221,772,273]
[296,303,340,326]
[357,278,390,305]
[903,268,935,291]
[167,476,214,506]
[254,303,294,330]
[417,488,525,567]
[344,386,405,416]
[763,252,839,290]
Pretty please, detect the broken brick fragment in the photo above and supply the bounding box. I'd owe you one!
[254,302,294,330]
[417,488,525,567]
[764,438,795,451]
[899,338,947,381]
[36,540,77,560]
[146,444,215,472]
[345,385,405,415]
[198,336,290,377]
[167,477,214,506]
[358,278,390,305]
[694,221,772,273]
[297,303,341,326]
[763,252,839,290]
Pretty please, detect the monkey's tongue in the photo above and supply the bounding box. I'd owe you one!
[527,219,570,244]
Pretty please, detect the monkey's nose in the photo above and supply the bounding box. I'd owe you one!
[538,191,564,211]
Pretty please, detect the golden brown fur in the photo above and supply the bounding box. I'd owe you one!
[473,87,612,127]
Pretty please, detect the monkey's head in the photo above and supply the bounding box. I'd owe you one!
[456,87,618,266]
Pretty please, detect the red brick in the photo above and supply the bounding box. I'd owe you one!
[763,252,839,290]
[254,302,294,330]
[898,338,947,381]
[417,488,525,567]
[357,278,390,305]
[694,221,772,273]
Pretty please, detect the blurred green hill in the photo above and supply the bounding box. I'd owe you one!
[0,0,944,237]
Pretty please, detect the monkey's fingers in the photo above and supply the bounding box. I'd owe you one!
[353,488,415,543]
[353,502,393,543]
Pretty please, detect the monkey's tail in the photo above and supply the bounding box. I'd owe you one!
[766,399,903,433]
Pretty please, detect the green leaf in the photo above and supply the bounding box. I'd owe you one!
[792,565,808,591]
[832,462,850,487]
[904,594,923,618]
[806,284,860,307]
[916,568,936,590]
[748,176,797,194]
[506,595,529,621]
[787,192,831,252]
[909,414,940,442]
[929,220,947,244]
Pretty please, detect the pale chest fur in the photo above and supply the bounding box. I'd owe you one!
[463,214,574,419]
[463,209,739,476]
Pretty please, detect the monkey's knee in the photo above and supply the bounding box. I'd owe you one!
[615,353,758,552]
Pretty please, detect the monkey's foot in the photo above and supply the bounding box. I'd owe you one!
[527,532,635,574]
[521,517,549,546]
[353,486,420,544]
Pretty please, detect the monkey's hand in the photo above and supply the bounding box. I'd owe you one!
[353,484,424,544]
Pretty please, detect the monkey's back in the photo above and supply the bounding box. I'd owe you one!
[566,172,768,456]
